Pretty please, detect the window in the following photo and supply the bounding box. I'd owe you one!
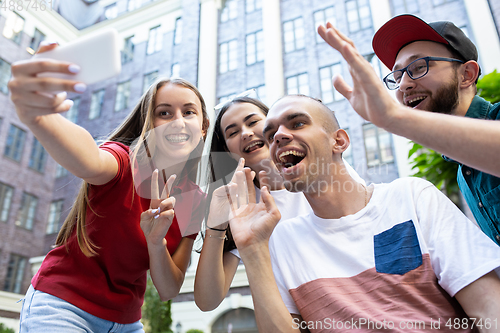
[147,26,163,55]
[143,71,158,94]
[391,0,419,15]
[286,73,309,96]
[221,0,238,22]
[219,40,238,73]
[246,30,264,65]
[89,89,105,120]
[217,93,237,106]
[55,164,68,178]
[283,17,305,53]
[4,124,26,162]
[46,200,64,234]
[246,0,262,13]
[255,84,266,105]
[16,192,38,230]
[343,128,354,166]
[122,36,135,63]
[363,123,394,167]
[128,0,142,11]
[115,81,131,112]
[28,138,47,173]
[3,254,27,293]
[319,63,343,104]
[2,11,24,44]
[346,0,372,33]
[0,182,14,222]
[432,0,455,5]
[174,18,182,45]
[314,6,336,43]
[0,58,11,95]
[105,3,118,19]
[29,29,45,53]
[365,53,382,78]
[171,63,180,78]
[65,97,80,123]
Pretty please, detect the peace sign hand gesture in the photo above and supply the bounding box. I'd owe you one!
[140,169,177,247]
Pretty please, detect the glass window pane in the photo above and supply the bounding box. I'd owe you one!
[0,183,14,222]
[174,18,182,45]
[0,58,12,95]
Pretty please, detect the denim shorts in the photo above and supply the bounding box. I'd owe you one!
[20,285,144,333]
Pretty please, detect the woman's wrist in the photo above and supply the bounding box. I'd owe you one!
[207,226,227,232]
[206,220,229,232]
[206,226,227,240]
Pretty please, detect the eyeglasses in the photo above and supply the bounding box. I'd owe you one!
[383,56,464,90]
[214,89,259,113]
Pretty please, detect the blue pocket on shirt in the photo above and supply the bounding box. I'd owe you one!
[373,221,422,275]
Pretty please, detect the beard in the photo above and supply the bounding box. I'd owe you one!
[426,72,460,115]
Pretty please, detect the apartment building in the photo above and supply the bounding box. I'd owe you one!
[0,0,499,331]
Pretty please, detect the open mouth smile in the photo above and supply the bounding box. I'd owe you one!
[166,134,190,143]
[243,140,265,153]
[277,149,306,170]
[406,96,427,108]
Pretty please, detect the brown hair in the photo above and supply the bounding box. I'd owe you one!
[206,96,269,253]
[55,78,209,257]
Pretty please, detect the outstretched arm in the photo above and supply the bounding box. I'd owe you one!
[9,42,118,185]
[230,169,302,332]
[318,23,500,177]
[455,271,500,333]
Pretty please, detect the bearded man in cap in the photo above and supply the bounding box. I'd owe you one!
[318,15,500,246]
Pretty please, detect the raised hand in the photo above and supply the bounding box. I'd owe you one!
[317,22,401,130]
[9,42,84,125]
[206,158,253,230]
[140,169,177,246]
[228,168,281,250]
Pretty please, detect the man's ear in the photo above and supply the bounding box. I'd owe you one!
[460,60,480,89]
[332,129,350,154]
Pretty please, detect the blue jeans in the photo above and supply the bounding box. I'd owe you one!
[20,285,144,333]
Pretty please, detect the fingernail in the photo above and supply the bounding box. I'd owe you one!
[151,208,158,214]
[56,91,67,99]
[74,83,86,92]
[154,215,160,219]
[68,64,80,73]
[65,100,74,108]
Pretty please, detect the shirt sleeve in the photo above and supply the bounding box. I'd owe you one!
[415,183,500,296]
[95,142,130,188]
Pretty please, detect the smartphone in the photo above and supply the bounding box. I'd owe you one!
[33,29,122,85]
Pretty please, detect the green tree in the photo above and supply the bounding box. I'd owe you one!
[477,70,500,103]
[408,70,500,205]
[0,323,15,333]
[142,275,173,333]
[186,330,204,333]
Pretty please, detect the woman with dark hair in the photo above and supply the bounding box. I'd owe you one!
[194,96,364,311]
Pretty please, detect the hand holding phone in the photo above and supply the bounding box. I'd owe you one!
[33,29,122,85]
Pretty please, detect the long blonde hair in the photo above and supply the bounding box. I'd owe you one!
[55,78,209,257]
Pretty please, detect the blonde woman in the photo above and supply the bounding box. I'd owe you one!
[9,42,209,332]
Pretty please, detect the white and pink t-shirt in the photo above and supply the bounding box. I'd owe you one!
[270,177,500,332]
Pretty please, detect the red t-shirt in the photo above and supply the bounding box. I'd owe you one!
[32,142,205,323]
